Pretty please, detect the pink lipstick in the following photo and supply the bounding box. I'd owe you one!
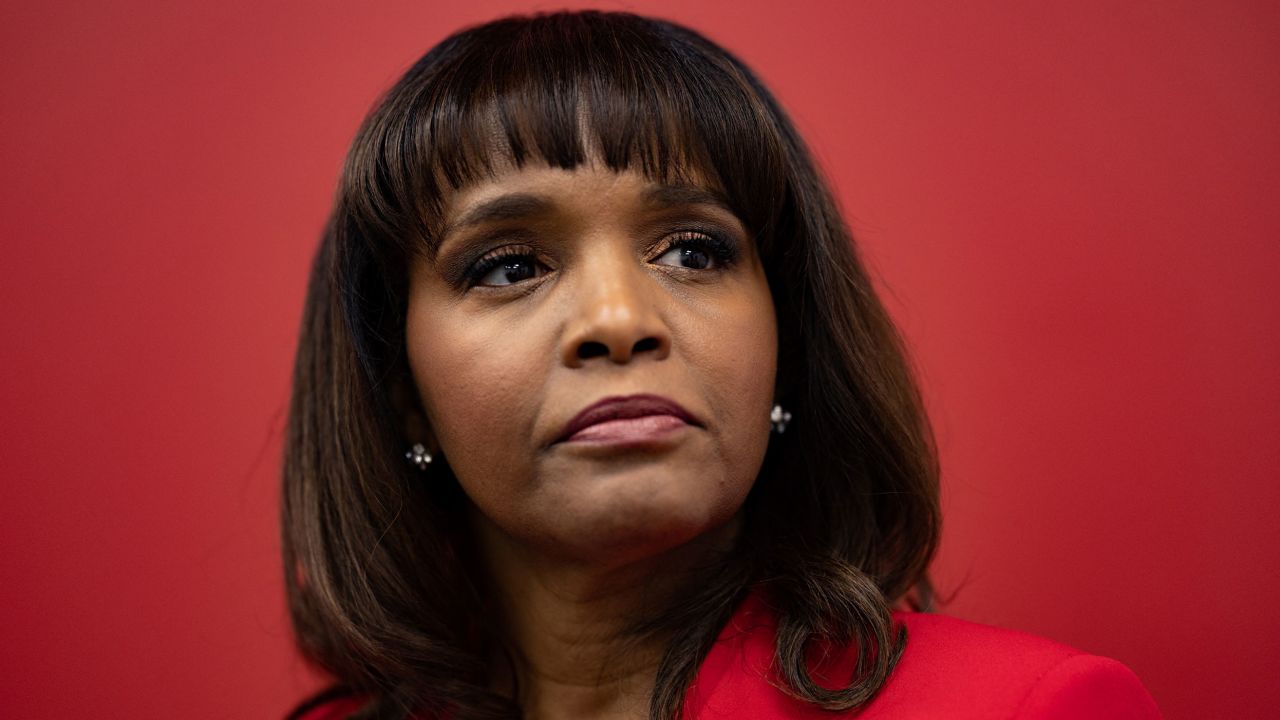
[554,394,699,446]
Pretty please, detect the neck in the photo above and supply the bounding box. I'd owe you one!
[473,512,741,720]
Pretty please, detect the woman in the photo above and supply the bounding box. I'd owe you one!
[283,10,1161,719]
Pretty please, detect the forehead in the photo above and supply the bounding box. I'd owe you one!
[427,138,737,249]
[442,157,722,217]
[419,100,736,257]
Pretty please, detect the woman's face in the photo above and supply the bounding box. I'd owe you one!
[405,156,777,567]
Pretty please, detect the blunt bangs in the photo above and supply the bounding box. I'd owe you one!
[342,11,790,260]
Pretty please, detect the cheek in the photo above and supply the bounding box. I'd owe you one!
[684,277,779,487]
[717,278,778,405]
[404,298,547,497]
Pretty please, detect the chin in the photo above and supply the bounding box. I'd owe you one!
[551,479,742,567]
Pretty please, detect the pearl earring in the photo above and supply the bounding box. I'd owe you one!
[405,443,433,470]
[770,404,792,434]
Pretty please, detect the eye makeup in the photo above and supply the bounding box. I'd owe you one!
[440,222,747,294]
[465,244,550,288]
[435,229,547,290]
[648,228,741,270]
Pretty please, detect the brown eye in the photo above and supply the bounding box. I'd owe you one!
[466,247,548,288]
[655,245,713,269]
[477,257,543,286]
[652,231,739,270]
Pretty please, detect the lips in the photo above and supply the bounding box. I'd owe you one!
[554,393,699,444]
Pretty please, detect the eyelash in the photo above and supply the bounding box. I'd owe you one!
[462,230,740,290]
[464,246,543,288]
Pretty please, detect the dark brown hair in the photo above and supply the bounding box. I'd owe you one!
[283,10,940,719]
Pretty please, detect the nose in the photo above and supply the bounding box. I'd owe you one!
[560,251,672,367]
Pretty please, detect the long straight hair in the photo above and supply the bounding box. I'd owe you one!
[283,10,940,719]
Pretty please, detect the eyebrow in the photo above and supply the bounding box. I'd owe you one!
[641,183,735,215]
[439,182,736,245]
[444,193,556,238]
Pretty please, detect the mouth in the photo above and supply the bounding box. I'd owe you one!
[553,393,701,446]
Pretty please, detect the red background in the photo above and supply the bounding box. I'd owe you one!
[2,1,1276,717]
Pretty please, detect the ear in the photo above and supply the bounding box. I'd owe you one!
[387,369,437,452]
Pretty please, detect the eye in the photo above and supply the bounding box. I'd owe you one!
[652,230,739,270]
[466,247,549,288]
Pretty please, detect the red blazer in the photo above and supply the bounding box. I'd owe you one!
[296,590,1162,719]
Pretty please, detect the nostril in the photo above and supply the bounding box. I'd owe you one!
[633,337,660,354]
[577,341,609,360]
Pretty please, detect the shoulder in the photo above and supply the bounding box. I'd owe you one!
[865,611,1163,719]
[289,609,1163,720]
[685,598,1161,719]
